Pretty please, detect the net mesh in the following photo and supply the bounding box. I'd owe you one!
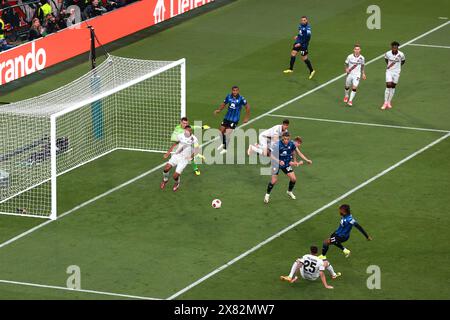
[0,55,183,218]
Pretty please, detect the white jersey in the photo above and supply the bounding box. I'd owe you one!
[174,133,198,158]
[260,125,284,139]
[299,254,325,281]
[384,50,405,73]
[345,53,365,76]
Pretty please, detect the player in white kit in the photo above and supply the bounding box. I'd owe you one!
[161,125,199,192]
[382,41,406,110]
[247,119,290,156]
[280,246,340,289]
[343,44,366,106]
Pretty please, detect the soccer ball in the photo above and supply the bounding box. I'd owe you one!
[212,199,222,209]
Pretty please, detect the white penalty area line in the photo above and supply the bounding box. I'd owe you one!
[167,131,450,300]
[408,43,450,49]
[0,279,161,300]
[268,114,450,133]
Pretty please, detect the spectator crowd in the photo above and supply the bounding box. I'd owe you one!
[0,0,136,51]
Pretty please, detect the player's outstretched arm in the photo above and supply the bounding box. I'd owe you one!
[214,102,226,115]
[243,103,250,123]
[354,222,372,240]
[296,148,312,164]
[164,142,178,159]
[320,271,333,289]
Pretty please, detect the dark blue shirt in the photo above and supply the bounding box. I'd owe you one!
[295,23,311,49]
[335,214,357,239]
[223,94,247,123]
[273,140,296,168]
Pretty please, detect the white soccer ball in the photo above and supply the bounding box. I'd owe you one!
[212,199,222,209]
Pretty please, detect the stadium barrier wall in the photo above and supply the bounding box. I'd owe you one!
[0,0,214,86]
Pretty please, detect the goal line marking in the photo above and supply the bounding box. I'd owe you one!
[268,114,450,133]
[0,279,161,300]
[167,132,450,300]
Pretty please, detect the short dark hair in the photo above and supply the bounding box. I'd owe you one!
[231,85,239,90]
[282,131,290,137]
[180,117,188,122]
[294,136,302,144]
[339,204,351,214]
[391,41,400,47]
[282,119,290,125]
[310,246,318,254]
[301,16,308,20]
[354,43,361,48]
[185,125,192,129]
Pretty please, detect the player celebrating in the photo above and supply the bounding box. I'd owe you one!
[280,246,341,289]
[343,44,366,106]
[283,16,316,79]
[264,133,312,204]
[382,41,406,110]
[214,86,250,155]
[247,119,290,156]
[171,117,209,176]
[319,204,372,259]
[161,125,199,192]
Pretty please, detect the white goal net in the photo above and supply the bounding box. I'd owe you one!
[0,55,186,219]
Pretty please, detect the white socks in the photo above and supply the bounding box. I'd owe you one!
[163,171,169,181]
[326,264,337,277]
[385,88,396,102]
[344,88,350,98]
[250,145,263,155]
[389,88,395,102]
[289,261,300,278]
[349,90,356,102]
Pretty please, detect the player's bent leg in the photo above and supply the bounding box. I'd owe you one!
[161,164,172,189]
[191,161,200,176]
[286,172,296,199]
[382,82,393,110]
[265,175,278,203]
[348,87,357,106]
[320,238,332,259]
[387,82,397,108]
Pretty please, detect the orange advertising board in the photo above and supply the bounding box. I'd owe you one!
[0,0,214,85]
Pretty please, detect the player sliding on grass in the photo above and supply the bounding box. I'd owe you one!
[247,119,290,156]
[161,126,199,192]
[382,41,406,110]
[319,204,372,260]
[171,117,209,176]
[343,44,366,106]
[264,133,312,204]
[214,86,250,155]
[284,16,316,79]
[280,245,341,289]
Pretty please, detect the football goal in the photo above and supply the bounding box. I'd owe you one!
[0,55,186,220]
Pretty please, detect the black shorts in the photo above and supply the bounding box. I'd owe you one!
[272,165,294,175]
[292,44,308,56]
[221,119,238,129]
[330,233,348,244]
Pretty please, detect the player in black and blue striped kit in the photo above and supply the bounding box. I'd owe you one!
[319,204,372,260]
[284,16,316,79]
[214,86,250,154]
[264,133,312,203]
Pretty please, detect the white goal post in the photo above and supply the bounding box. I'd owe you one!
[0,55,186,220]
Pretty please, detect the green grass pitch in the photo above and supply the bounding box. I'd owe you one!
[0,0,449,300]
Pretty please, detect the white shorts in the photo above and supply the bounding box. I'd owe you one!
[168,154,189,174]
[386,70,400,84]
[345,74,360,88]
[300,268,318,281]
